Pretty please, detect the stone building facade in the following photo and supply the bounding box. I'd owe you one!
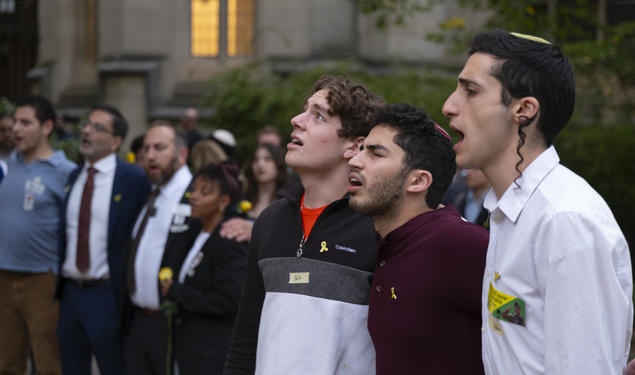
[27,0,474,143]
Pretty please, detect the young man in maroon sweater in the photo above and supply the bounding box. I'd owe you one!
[348,103,489,374]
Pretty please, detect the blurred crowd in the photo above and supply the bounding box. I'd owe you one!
[0,97,294,375]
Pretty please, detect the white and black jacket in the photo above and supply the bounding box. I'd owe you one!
[224,177,378,375]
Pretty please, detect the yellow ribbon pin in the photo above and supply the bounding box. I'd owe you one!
[391,287,397,300]
[494,272,501,282]
[320,241,328,253]
[184,191,191,198]
[114,194,122,202]
[126,152,136,164]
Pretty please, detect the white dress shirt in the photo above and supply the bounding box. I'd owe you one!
[481,146,633,375]
[62,153,116,280]
[130,165,192,309]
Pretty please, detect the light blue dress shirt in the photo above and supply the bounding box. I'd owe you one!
[0,150,76,273]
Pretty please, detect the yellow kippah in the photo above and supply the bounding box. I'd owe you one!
[510,32,551,45]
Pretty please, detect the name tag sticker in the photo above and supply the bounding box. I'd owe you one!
[289,272,309,284]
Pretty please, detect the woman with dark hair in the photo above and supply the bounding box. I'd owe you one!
[220,143,288,241]
[244,143,288,219]
[159,161,248,375]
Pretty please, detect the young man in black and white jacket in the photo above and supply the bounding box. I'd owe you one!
[224,76,383,375]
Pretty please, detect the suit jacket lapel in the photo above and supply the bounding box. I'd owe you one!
[59,165,82,267]
[108,159,125,249]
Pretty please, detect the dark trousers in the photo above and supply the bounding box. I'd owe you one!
[57,279,123,375]
[174,314,235,375]
[123,308,168,375]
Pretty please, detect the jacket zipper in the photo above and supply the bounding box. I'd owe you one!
[296,234,306,258]
[295,201,340,258]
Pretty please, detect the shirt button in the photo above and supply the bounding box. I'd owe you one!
[481,325,485,333]
[492,211,504,224]
[379,260,386,267]
[376,285,381,292]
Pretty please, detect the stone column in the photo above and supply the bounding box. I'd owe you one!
[101,73,147,155]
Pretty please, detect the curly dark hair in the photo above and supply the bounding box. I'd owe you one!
[309,75,385,138]
[194,161,243,204]
[372,103,456,208]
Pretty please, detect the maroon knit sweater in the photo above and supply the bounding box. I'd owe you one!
[369,205,488,375]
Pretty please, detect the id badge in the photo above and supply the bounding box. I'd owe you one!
[23,192,34,211]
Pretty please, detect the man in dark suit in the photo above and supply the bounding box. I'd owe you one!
[56,104,150,375]
[451,169,490,228]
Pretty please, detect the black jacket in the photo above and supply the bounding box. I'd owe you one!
[161,218,248,375]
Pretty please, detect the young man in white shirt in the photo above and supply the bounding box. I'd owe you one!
[442,29,632,374]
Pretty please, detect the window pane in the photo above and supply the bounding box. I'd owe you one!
[227,0,254,57]
[191,0,219,57]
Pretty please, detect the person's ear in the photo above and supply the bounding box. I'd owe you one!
[111,136,123,153]
[42,119,54,137]
[219,194,231,213]
[178,146,188,165]
[513,97,539,125]
[343,136,364,160]
[405,169,432,194]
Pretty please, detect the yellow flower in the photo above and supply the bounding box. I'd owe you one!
[159,267,173,281]
[239,200,253,213]
[126,152,136,164]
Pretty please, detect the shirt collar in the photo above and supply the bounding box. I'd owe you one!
[380,205,459,248]
[14,149,69,167]
[484,145,560,223]
[85,153,116,174]
[154,164,192,196]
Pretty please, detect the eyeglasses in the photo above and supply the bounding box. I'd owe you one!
[79,121,113,134]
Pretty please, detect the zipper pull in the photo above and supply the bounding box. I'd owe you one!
[296,235,305,258]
